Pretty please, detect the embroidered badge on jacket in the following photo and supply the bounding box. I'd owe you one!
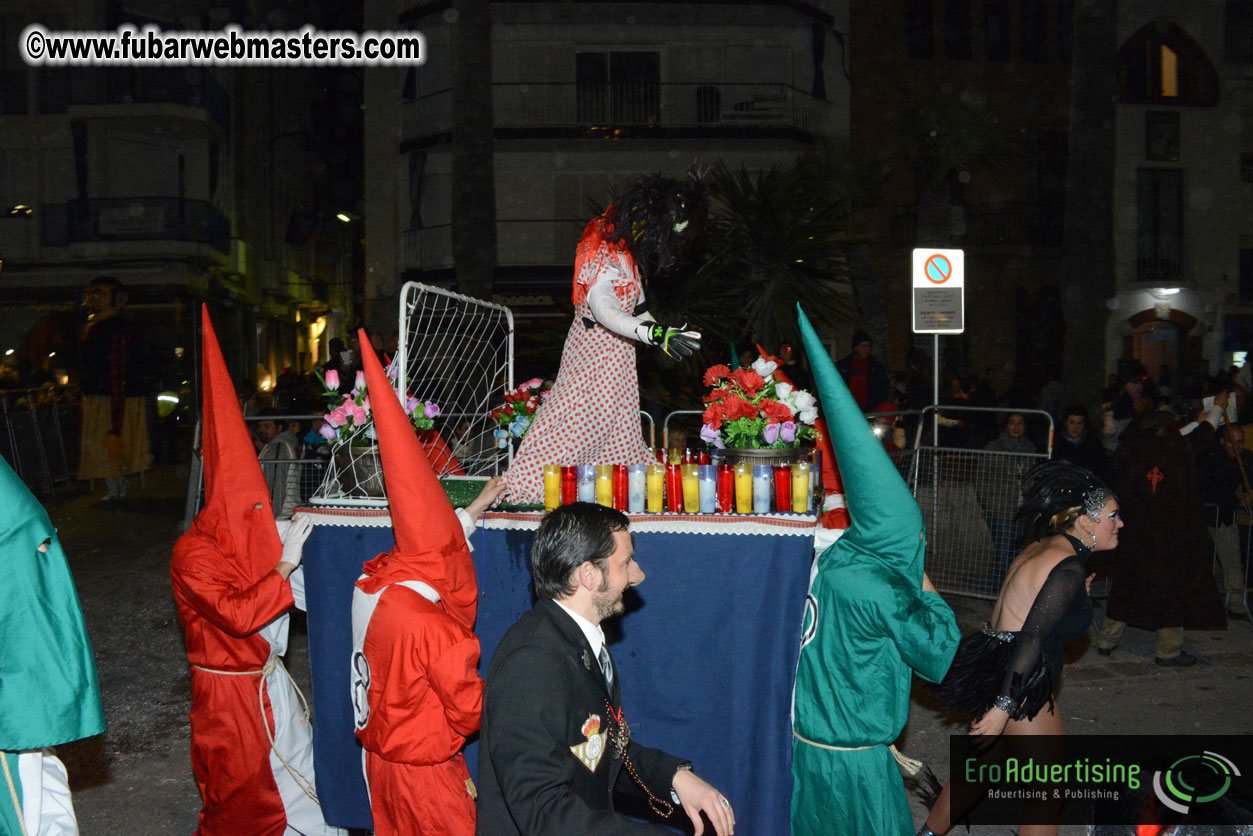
[570,714,608,772]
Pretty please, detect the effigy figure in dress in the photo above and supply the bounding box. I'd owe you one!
[501,171,707,505]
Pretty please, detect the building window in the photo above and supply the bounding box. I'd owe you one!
[905,0,935,59]
[1240,249,1253,304]
[1136,169,1182,282]
[1241,153,1253,182]
[1117,22,1219,106]
[575,51,660,126]
[1145,111,1180,161]
[983,0,1010,61]
[943,0,973,59]
[1021,0,1049,62]
[1055,0,1074,62]
[0,17,29,114]
[1226,0,1253,64]
[1026,130,1068,245]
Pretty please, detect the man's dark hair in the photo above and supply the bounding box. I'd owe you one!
[1062,404,1088,423]
[89,275,124,304]
[531,502,630,600]
[851,329,872,349]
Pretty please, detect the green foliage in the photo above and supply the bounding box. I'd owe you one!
[660,141,884,358]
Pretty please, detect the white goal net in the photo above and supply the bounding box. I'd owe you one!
[315,282,514,501]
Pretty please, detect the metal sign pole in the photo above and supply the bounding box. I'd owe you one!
[932,334,940,445]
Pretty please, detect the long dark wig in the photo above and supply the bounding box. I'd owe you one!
[602,166,707,287]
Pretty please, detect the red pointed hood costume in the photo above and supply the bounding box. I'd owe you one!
[182,304,282,578]
[354,328,478,632]
[170,307,340,836]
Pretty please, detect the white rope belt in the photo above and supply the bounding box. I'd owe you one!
[2,755,28,836]
[792,730,923,775]
[191,657,321,804]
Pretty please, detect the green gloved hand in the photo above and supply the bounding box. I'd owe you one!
[635,321,701,361]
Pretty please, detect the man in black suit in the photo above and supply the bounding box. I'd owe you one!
[476,503,735,835]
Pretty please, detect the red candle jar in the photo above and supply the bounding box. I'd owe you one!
[696,449,711,465]
[613,464,628,511]
[666,462,682,512]
[716,464,734,512]
[560,465,576,505]
[773,464,792,513]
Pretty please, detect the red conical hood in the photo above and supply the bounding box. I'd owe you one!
[355,328,477,630]
[180,305,282,579]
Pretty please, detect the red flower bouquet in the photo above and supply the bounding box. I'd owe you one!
[700,357,819,449]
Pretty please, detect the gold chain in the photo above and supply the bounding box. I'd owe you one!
[604,700,674,818]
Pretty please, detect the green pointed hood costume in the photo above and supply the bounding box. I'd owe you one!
[0,457,105,753]
[789,305,959,836]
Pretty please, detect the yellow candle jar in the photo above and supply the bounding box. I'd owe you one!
[681,464,700,513]
[595,464,614,507]
[791,461,812,513]
[646,464,665,512]
[733,463,753,514]
[542,464,561,511]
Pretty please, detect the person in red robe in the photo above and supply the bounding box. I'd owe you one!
[349,327,484,836]
[171,306,344,836]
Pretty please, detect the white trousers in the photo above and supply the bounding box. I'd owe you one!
[7,749,80,836]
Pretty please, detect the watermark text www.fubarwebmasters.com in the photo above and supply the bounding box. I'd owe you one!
[19,24,425,66]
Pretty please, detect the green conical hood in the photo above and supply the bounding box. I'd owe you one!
[0,457,105,750]
[797,304,924,578]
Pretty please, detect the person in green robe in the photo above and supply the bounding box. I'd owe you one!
[0,456,106,835]
[790,306,961,836]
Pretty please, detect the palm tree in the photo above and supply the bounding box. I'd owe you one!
[662,142,886,361]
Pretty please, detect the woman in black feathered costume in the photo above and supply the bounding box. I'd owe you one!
[918,460,1123,836]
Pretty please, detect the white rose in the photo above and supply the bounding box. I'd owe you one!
[799,407,819,424]
[774,382,793,400]
[752,357,778,380]
[792,390,816,412]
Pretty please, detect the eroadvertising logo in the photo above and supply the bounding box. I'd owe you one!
[1152,751,1241,815]
[949,735,1249,826]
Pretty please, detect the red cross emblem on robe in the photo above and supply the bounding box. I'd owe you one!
[1145,466,1165,494]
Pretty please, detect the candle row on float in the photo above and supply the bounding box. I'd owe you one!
[540,462,815,515]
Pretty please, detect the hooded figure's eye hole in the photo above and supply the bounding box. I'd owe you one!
[253,502,264,511]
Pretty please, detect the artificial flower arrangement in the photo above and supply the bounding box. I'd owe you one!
[315,366,439,446]
[700,357,819,449]
[491,378,548,447]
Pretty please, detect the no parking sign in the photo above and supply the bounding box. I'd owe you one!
[911,248,964,334]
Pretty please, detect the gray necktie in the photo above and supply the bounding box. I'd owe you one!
[598,645,614,692]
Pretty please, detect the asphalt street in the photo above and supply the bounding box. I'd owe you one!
[46,464,1253,835]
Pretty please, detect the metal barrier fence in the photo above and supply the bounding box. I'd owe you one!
[909,407,1055,599]
[183,414,329,529]
[664,404,1056,600]
[0,386,80,496]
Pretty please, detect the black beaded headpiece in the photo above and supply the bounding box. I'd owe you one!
[1015,460,1115,543]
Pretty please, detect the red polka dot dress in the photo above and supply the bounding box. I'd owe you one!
[502,227,654,505]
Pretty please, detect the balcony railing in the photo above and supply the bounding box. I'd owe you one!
[890,202,1064,247]
[403,82,831,139]
[403,219,598,270]
[45,67,230,126]
[1136,254,1183,283]
[41,198,230,253]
